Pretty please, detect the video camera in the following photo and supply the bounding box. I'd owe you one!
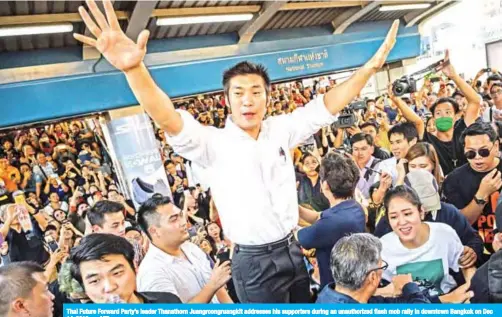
[331,99,367,129]
[391,59,448,97]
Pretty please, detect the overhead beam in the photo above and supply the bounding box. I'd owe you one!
[0,11,129,26]
[280,1,369,11]
[152,5,262,17]
[126,0,159,40]
[331,7,362,31]
[332,1,380,34]
[406,0,454,27]
[238,2,285,44]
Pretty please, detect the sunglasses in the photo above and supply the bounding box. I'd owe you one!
[464,143,496,160]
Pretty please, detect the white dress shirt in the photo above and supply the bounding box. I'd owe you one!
[137,242,217,303]
[165,96,338,245]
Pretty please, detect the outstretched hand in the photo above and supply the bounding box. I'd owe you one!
[74,0,149,72]
[366,20,399,70]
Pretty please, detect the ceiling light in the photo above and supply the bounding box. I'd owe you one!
[156,13,254,26]
[379,3,431,12]
[0,23,73,37]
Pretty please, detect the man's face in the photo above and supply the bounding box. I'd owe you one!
[226,74,268,133]
[464,134,498,173]
[108,191,121,202]
[491,85,502,108]
[149,204,189,247]
[49,193,60,203]
[125,230,143,246]
[352,140,373,166]
[94,212,126,237]
[44,229,59,243]
[389,133,413,159]
[71,125,80,135]
[361,126,377,141]
[274,102,282,111]
[166,163,176,175]
[20,273,54,317]
[433,102,456,121]
[37,153,47,165]
[79,254,137,303]
[446,85,455,96]
[454,95,467,109]
[217,109,225,118]
[0,158,8,170]
[3,141,12,150]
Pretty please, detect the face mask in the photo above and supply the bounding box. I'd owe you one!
[435,117,453,132]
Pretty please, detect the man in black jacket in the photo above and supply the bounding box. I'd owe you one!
[70,233,181,303]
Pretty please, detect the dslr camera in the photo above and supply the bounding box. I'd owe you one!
[331,99,367,129]
[392,76,417,96]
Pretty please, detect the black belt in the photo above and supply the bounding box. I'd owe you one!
[234,233,295,253]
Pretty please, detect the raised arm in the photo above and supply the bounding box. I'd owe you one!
[438,50,481,127]
[323,20,399,115]
[388,84,425,138]
[75,0,183,136]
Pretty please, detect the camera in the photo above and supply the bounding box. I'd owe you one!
[331,100,367,129]
[392,76,417,96]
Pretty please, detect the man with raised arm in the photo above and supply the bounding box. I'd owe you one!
[75,0,399,303]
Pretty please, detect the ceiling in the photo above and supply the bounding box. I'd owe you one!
[0,0,455,53]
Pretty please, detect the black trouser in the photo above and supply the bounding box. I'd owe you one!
[231,233,310,303]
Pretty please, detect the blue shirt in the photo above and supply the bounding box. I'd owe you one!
[316,282,432,303]
[297,200,365,289]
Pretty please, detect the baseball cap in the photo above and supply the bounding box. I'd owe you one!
[404,169,441,213]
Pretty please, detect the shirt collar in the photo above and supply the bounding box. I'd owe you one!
[148,242,192,265]
[224,114,269,141]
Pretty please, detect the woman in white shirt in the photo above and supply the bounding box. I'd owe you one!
[380,185,475,301]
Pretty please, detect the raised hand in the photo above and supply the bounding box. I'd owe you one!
[74,0,149,72]
[437,49,457,79]
[366,20,399,70]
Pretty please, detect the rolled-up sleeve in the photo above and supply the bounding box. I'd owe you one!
[282,95,339,149]
[164,110,215,168]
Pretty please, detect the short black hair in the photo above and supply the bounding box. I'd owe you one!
[491,82,502,92]
[137,194,172,240]
[164,159,174,167]
[359,121,379,133]
[388,122,418,143]
[319,152,360,199]
[125,226,141,235]
[222,61,271,98]
[0,262,45,315]
[461,122,498,147]
[350,133,374,147]
[430,97,460,115]
[45,224,58,233]
[384,185,422,221]
[70,233,135,285]
[487,74,502,86]
[87,200,124,228]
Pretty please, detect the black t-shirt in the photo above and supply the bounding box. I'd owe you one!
[297,174,330,212]
[6,219,49,265]
[469,257,490,303]
[138,292,182,303]
[373,146,391,161]
[423,119,467,176]
[442,159,502,261]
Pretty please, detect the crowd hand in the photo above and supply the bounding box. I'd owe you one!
[436,50,456,79]
[4,205,21,224]
[379,172,393,191]
[208,259,232,290]
[49,248,68,265]
[440,283,474,303]
[396,159,408,178]
[477,169,502,198]
[74,0,149,73]
[494,233,502,252]
[459,246,477,268]
[346,126,361,135]
[391,274,413,296]
[365,20,399,70]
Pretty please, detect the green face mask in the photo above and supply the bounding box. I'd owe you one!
[435,117,454,132]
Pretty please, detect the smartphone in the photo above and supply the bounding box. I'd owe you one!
[216,249,231,263]
[48,239,59,252]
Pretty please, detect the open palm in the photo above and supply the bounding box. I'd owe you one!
[366,20,399,70]
[74,0,149,72]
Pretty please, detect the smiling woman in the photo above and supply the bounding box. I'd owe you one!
[380,186,475,302]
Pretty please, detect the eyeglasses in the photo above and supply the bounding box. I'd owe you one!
[365,260,388,276]
[464,143,496,160]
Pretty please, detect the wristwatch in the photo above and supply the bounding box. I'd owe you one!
[474,196,487,205]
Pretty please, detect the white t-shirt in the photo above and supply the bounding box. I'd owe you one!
[380,222,463,295]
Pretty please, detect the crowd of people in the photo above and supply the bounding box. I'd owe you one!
[1,1,502,316]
